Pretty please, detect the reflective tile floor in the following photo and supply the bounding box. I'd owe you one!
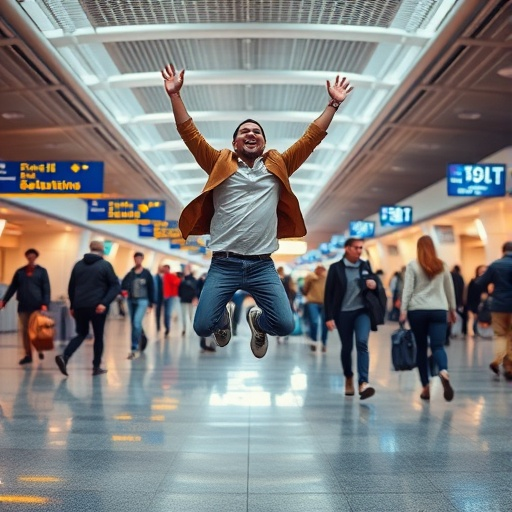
[0,315,511,511]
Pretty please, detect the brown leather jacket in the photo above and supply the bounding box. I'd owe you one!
[176,118,327,239]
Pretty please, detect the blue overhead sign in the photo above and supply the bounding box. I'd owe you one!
[87,199,165,222]
[138,220,180,238]
[380,206,413,227]
[0,161,103,196]
[349,221,375,238]
[447,163,507,197]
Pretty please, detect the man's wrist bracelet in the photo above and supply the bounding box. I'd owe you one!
[328,99,341,110]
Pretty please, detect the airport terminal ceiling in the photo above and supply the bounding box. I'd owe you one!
[0,0,510,249]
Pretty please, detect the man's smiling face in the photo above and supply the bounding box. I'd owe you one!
[232,122,266,161]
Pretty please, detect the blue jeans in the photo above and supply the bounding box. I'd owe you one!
[163,297,179,332]
[194,257,294,337]
[128,298,148,350]
[334,308,371,384]
[407,309,448,387]
[305,302,328,345]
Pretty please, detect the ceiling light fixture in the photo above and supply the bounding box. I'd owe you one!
[457,111,481,120]
[1,111,25,120]
[497,66,512,79]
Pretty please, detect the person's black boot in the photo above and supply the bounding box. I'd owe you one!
[55,355,68,376]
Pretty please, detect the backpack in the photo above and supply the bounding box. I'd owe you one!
[391,324,417,371]
[28,310,55,351]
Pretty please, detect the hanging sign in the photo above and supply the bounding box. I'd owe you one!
[87,199,165,222]
[447,163,506,197]
[0,161,103,196]
[138,220,180,238]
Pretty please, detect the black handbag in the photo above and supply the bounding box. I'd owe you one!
[391,323,417,371]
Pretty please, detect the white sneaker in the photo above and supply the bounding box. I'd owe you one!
[247,306,268,358]
[213,302,235,347]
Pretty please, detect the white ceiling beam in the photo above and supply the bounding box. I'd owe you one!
[141,140,348,152]
[46,24,432,47]
[120,111,366,126]
[88,70,397,90]
[158,162,325,174]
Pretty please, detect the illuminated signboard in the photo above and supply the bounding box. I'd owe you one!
[349,221,375,238]
[138,220,180,238]
[330,235,346,248]
[87,200,165,222]
[447,163,506,197]
[0,161,103,196]
[379,205,413,227]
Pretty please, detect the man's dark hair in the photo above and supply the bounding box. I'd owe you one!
[503,241,512,253]
[24,248,39,258]
[453,265,461,273]
[134,252,144,258]
[232,119,266,142]
[344,237,363,248]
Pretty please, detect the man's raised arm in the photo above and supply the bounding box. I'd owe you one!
[161,63,190,125]
[313,76,353,132]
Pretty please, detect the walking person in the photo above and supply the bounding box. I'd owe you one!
[276,266,296,343]
[303,265,328,352]
[399,235,456,401]
[179,270,198,336]
[476,241,512,380]
[55,241,120,376]
[0,248,50,365]
[466,265,487,336]
[161,63,353,358]
[162,264,181,336]
[324,238,381,399]
[154,265,165,332]
[122,252,155,360]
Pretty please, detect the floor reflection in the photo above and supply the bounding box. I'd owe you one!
[0,318,510,511]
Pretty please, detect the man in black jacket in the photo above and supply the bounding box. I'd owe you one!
[324,238,383,400]
[0,248,50,365]
[121,252,155,359]
[55,241,120,376]
[477,241,512,380]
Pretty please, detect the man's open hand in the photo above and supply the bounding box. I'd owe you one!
[326,76,353,103]
[161,64,185,96]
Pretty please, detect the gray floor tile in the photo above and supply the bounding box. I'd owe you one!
[346,492,459,511]
[248,493,352,511]
[149,493,247,511]
[447,491,512,512]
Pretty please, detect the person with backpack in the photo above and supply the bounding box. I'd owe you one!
[399,236,456,401]
[476,241,512,380]
[121,252,155,360]
[0,248,50,365]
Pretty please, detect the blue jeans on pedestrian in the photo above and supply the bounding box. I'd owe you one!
[194,256,294,337]
[334,308,371,384]
[407,309,449,387]
[128,298,148,351]
[305,302,328,345]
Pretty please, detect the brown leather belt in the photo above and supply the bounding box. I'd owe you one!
[212,251,272,261]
